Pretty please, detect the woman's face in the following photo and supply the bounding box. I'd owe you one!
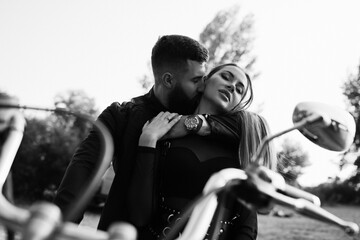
[202,65,248,113]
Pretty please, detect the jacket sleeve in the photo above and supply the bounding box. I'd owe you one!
[205,112,241,143]
[127,146,157,227]
[53,102,131,223]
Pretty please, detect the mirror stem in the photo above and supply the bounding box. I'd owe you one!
[252,115,324,165]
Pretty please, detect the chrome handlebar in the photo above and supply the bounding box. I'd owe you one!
[174,166,359,239]
[0,104,137,240]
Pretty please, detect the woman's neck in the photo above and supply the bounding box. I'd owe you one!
[195,99,218,115]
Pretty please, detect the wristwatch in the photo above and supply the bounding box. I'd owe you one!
[184,115,203,133]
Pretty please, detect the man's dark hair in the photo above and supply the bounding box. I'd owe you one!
[151,35,209,81]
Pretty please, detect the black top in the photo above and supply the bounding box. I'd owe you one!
[129,133,258,240]
[162,135,239,200]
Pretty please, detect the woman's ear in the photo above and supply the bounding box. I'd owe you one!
[161,72,174,88]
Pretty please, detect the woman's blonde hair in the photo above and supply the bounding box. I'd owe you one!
[237,111,277,170]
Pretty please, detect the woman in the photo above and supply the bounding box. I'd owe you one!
[128,63,276,240]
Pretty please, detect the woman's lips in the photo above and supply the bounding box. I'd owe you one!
[218,89,230,101]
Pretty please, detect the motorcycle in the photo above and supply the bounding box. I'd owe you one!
[0,98,359,240]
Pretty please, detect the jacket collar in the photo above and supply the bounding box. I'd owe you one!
[132,87,169,112]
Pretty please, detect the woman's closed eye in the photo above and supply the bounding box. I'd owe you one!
[236,86,244,94]
[221,72,231,81]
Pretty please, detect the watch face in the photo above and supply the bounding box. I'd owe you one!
[185,116,199,131]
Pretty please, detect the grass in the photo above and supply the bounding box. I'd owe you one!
[1,205,359,240]
[257,205,360,240]
[80,204,360,240]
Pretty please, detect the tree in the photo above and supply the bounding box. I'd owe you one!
[139,5,257,91]
[342,62,360,190]
[12,117,76,202]
[303,62,360,205]
[276,139,310,186]
[11,90,99,202]
[343,63,360,147]
[53,90,99,140]
[199,5,257,77]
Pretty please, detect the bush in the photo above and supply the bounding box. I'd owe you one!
[305,179,360,205]
[11,115,88,203]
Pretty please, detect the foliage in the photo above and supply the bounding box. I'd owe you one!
[53,90,98,140]
[10,90,98,203]
[199,5,257,76]
[276,139,310,186]
[305,178,360,205]
[139,5,257,91]
[258,205,360,240]
[308,62,360,205]
[341,62,360,194]
[343,64,360,148]
[138,61,153,92]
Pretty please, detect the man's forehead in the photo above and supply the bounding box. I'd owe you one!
[186,60,206,74]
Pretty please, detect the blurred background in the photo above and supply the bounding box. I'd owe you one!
[1,1,360,237]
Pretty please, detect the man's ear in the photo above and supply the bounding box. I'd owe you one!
[161,72,174,88]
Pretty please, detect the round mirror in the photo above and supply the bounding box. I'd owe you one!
[292,102,356,152]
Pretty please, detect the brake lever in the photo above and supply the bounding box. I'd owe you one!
[249,164,321,206]
[245,164,359,236]
[270,191,359,235]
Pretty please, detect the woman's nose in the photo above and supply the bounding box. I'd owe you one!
[226,84,234,92]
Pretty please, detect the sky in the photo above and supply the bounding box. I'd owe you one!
[1,0,360,186]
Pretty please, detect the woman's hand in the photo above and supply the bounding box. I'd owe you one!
[139,112,182,148]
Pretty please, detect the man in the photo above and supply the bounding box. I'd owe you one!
[53,35,239,231]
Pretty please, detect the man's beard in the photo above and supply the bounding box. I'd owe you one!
[168,87,201,115]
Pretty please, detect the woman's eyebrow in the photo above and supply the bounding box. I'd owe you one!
[236,82,245,89]
[225,70,245,87]
[235,78,245,88]
[225,70,234,78]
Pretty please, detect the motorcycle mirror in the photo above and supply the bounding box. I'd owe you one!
[292,102,356,152]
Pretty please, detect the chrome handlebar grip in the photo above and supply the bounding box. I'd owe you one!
[0,112,25,188]
[22,202,61,240]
